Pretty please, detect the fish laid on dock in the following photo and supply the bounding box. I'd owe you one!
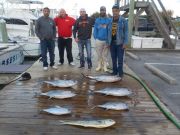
[44,80,77,87]
[83,74,121,82]
[94,87,132,97]
[42,106,71,115]
[59,119,115,128]
[38,90,76,99]
[96,102,128,110]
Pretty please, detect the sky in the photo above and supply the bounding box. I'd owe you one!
[40,0,180,17]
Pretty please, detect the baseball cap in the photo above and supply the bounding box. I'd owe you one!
[112,4,120,9]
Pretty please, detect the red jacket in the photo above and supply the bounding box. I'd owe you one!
[54,15,75,37]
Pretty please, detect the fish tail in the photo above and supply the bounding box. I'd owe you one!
[39,109,44,114]
[81,73,88,78]
[48,97,52,100]
[81,73,95,79]
[34,92,40,97]
[90,106,96,110]
[59,120,67,125]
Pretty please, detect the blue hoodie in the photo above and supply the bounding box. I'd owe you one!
[93,17,110,41]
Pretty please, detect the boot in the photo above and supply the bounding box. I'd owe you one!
[87,58,92,69]
[79,61,84,68]
[96,60,102,71]
[103,61,108,72]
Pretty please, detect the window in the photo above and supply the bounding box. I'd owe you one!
[0,17,28,25]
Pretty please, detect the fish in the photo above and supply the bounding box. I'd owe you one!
[96,102,128,110]
[59,119,115,128]
[42,106,71,115]
[94,87,132,97]
[44,80,77,87]
[39,90,76,99]
[83,74,121,82]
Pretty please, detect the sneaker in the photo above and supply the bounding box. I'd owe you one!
[43,67,48,71]
[88,65,92,69]
[69,62,75,66]
[57,62,63,66]
[79,65,84,68]
[51,65,58,70]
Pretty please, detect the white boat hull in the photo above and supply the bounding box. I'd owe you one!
[0,43,24,65]
[11,37,41,57]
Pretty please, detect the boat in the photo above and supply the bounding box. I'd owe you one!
[0,43,24,65]
[0,0,43,57]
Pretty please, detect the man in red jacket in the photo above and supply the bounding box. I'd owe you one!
[54,8,76,66]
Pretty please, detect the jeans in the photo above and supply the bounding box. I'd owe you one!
[78,39,92,66]
[40,39,55,67]
[110,41,124,77]
[58,37,73,64]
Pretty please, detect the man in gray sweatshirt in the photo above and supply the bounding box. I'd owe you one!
[35,7,57,71]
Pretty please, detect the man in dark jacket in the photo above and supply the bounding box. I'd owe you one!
[35,7,57,71]
[73,8,94,69]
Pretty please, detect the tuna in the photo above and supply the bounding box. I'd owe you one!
[44,80,77,87]
[39,90,76,99]
[94,87,132,97]
[42,106,71,115]
[96,102,128,110]
[83,74,121,82]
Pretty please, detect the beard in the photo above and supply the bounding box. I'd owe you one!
[100,13,106,17]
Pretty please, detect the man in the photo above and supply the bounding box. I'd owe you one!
[93,6,110,72]
[73,8,94,69]
[35,7,57,71]
[54,9,76,66]
[107,4,128,78]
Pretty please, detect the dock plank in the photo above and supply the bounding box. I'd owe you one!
[0,47,179,134]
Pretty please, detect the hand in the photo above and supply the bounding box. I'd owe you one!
[122,45,127,49]
[75,38,79,43]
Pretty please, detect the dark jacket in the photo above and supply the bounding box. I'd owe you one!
[35,16,56,40]
[73,15,94,40]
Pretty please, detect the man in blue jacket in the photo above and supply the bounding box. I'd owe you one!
[93,6,110,72]
[107,4,128,78]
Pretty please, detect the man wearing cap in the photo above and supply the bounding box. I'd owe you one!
[73,8,94,69]
[54,9,76,66]
[107,4,128,78]
[93,6,110,72]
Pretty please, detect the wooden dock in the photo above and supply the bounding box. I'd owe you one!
[0,46,179,134]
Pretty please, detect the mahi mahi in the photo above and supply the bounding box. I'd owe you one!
[97,102,128,110]
[83,74,121,82]
[44,80,77,87]
[59,119,115,128]
[94,87,132,97]
[42,106,71,115]
[39,90,76,99]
